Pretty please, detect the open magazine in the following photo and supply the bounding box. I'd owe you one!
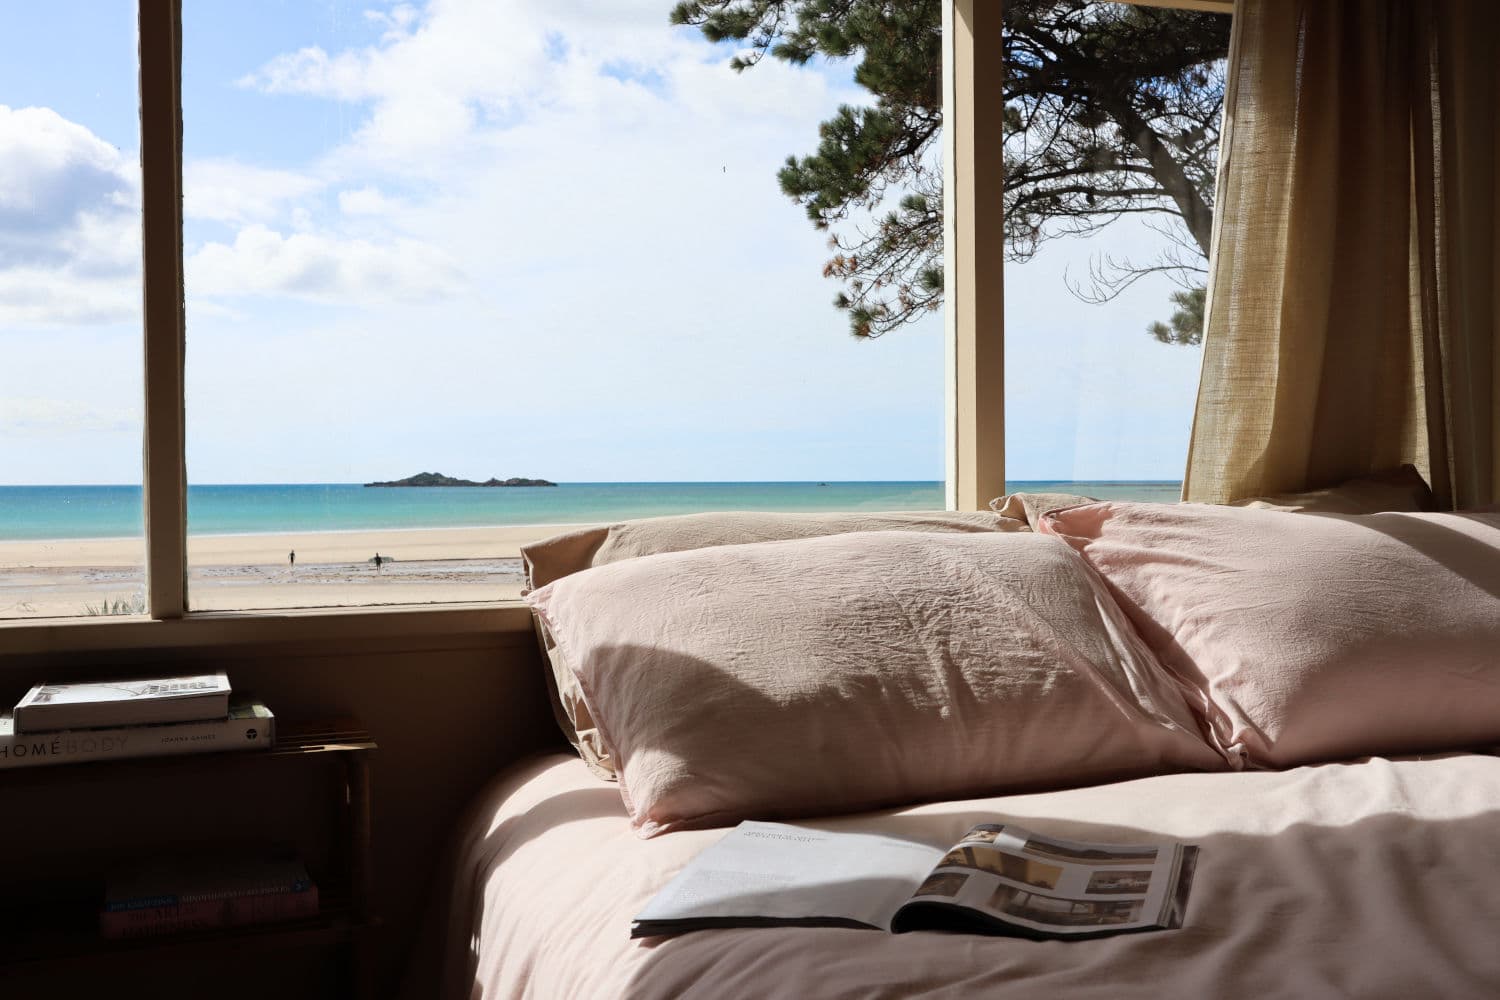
[632,821,1197,940]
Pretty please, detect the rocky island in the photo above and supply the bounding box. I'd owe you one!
[364,472,557,488]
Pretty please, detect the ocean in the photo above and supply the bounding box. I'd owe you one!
[0,481,1183,541]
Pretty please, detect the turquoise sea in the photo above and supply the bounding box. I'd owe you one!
[0,482,1183,542]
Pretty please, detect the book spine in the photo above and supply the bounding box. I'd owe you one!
[107,875,313,912]
[0,713,274,770]
[100,886,319,940]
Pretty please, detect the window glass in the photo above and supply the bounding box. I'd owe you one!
[1003,2,1231,502]
[182,1,944,611]
[0,2,145,620]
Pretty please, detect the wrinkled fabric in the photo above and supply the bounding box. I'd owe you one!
[1042,503,1500,767]
[988,491,1097,524]
[527,531,1224,837]
[1226,463,1435,513]
[431,752,1500,1000]
[520,510,1028,778]
[521,510,1025,593]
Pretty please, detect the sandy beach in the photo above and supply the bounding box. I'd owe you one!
[0,523,589,617]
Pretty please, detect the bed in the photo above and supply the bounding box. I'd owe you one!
[422,484,1500,999]
[435,750,1500,999]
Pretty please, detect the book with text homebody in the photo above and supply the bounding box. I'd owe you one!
[0,701,274,769]
[632,821,1197,940]
[14,671,232,732]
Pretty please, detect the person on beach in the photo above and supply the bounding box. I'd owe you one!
[374,552,383,570]
[289,550,295,567]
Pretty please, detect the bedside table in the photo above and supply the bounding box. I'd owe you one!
[0,720,378,1000]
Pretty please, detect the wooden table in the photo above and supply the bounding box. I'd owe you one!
[0,720,378,999]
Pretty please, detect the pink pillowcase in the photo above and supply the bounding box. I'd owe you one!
[1040,503,1500,768]
[526,531,1225,837]
[520,509,1023,779]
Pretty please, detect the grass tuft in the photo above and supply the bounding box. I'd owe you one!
[83,593,148,616]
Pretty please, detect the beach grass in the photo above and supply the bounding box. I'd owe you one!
[83,593,147,616]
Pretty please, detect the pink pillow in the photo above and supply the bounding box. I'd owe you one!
[525,531,1225,837]
[520,509,1023,779]
[1040,503,1500,767]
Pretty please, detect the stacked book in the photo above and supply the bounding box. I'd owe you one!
[0,672,275,769]
[101,856,319,939]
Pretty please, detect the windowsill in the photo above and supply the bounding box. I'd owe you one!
[0,601,535,658]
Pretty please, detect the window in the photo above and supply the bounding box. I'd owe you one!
[174,1,945,612]
[0,1,950,621]
[0,0,1229,628]
[1001,2,1231,502]
[0,2,145,619]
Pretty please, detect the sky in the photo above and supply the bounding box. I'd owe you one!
[0,0,1205,486]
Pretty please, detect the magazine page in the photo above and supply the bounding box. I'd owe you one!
[632,821,942,938]
[893,823,1188,937]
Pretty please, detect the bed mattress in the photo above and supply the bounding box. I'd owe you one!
[431,752,1500,999]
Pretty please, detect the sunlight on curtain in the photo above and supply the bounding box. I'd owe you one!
[1184,0,1498,510]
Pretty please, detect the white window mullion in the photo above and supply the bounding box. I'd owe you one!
[944,0,1008,511]
[139,0,188,619]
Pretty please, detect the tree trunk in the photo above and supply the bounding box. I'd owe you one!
[1099,97,1215,257]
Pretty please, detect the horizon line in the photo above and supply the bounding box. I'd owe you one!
[0,478,1186,488]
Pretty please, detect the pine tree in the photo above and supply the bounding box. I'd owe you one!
[671,0,1229,341]
[1148,287,1207,347]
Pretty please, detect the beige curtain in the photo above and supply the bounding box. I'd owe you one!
[1183,0,1499,510]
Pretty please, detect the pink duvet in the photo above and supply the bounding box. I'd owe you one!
[424,752,1500,999]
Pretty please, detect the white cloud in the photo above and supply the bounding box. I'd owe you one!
[0,266,138,327]
[0,105,135,234]
[338,186,398,215]
[0,397,139,434]
[237,0,845,174]
[237,3,554,161]
[365,4,421,40]
[60,208,141,278]
[186,223,462,302]
[190,0,859,316]
[0,104,141,325]
[240,45,377,103]
[184,159,324,225]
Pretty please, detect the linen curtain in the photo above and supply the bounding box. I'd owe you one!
[1183,0,1499,510]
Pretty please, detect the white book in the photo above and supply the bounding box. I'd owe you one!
[14,671,232,733]
[0,701,274,769]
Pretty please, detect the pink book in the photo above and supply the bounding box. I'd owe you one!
[100,883,319,939]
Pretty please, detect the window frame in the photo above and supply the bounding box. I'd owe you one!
[0,0,1228,650]
[943,0,1007,511]
[141,0,187,622]
[946,0,1231,507]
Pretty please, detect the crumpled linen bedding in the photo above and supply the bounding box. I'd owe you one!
[430,751,1500,999]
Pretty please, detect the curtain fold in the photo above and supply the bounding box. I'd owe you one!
[1183,0,1500,509]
